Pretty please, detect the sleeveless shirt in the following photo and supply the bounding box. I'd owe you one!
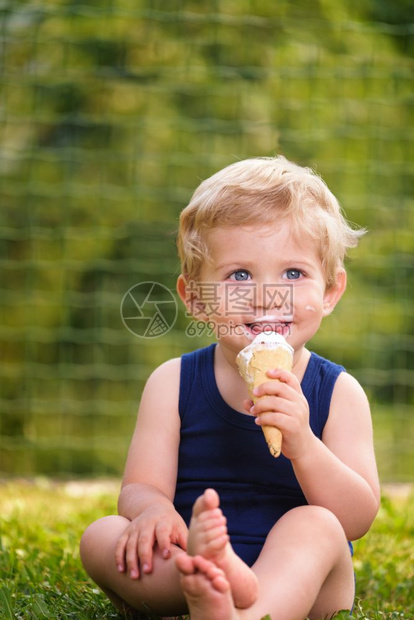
[173,343,346,566]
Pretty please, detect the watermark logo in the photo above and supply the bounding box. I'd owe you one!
[120,282,178,339]
[121,281,294,339]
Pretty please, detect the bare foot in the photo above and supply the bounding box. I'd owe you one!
[187,489,258,609]
[176,554,238,620]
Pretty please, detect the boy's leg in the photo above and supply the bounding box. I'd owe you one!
[246,504,355,620]
[177,499,354,620]
[80,515,187,617]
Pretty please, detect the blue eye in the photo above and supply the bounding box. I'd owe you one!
[229,270,251,282]
[285,269,302,280]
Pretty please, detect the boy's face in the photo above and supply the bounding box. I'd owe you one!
[179,222,345,360]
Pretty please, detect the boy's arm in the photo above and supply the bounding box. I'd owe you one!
[291,371,380,540]
[116,357,187,576]
[119,356,182,513]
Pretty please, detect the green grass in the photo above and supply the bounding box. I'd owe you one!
[0,479,412,619]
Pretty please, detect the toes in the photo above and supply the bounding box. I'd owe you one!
[211,573,231,594]
[194,555,222,579]
[192,556,230,594]
[175,553,195,575]
[191,494,207,519]
[204,488,220,510]
[192,488,220,518]
[201,525,229,550]
[197,509,226,526]
[188,491,228,560]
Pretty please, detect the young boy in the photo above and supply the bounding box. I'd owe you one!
[80,156,380,620]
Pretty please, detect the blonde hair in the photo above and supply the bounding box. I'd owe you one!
[177,156,365,289]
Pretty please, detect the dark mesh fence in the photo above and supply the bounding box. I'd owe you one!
[1,1,413,480]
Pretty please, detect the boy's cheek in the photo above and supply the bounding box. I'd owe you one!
[296,284,325,308]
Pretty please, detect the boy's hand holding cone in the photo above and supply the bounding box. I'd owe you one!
[236,331,294,457]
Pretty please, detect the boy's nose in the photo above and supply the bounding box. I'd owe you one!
[255,283,293,315]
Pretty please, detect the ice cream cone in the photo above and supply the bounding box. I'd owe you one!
[236,332,293,457]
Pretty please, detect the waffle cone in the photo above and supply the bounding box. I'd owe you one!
[236,344,293,458]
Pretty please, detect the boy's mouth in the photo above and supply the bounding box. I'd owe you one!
[243,315,292,339]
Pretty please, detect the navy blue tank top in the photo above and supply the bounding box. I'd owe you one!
[174,343,345,566]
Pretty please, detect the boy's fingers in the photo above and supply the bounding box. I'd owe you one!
[252,396,285,415]
[177,527,188,551]
[115,534,127,572]
[125,532,141,579]
[173,519,188,551]
[254,410,283,425]
[266,368,301,390]
[253,379,298,401]
[136,533,154,575]
[155,521,172,558]
[253,380,284,398]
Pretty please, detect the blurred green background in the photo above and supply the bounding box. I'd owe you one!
[1,1,413,482]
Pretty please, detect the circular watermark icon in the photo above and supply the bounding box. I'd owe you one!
[120,281,178,339]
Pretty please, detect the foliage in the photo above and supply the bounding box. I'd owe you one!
[0,480,413,619]
[0,1,413,477]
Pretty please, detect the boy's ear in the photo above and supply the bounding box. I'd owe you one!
[176,274,207,320]
[176,274,188,306]
[322,268,347,317]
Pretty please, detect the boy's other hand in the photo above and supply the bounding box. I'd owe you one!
[115,504,188,579]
